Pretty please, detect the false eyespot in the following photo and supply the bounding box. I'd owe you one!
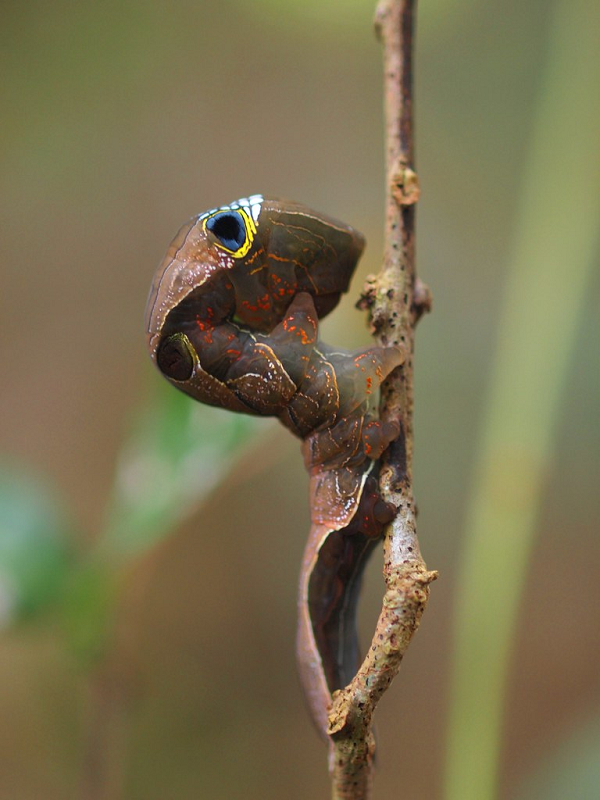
[201,194,263,258]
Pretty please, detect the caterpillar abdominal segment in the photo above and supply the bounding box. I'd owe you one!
[145,196,403,743]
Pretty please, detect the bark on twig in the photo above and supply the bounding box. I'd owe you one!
[327,2,437,796]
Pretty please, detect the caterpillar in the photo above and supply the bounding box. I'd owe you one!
[145,194,403,741]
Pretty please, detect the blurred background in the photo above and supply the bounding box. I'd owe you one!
[1,0,598,798]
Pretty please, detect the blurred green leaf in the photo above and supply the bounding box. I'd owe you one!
[444,1,600,798]
[514,713,600,800]
[0,465,74,626]
[100,379,261,561]
[59,560,119,665]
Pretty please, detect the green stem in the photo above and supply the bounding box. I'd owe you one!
[444,2,600,798]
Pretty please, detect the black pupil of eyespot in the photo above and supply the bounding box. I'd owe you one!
[206,211,246,251]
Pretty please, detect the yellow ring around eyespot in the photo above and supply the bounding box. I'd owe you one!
[203,206,257,259]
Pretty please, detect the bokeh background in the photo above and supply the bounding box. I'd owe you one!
[1,1,598,799]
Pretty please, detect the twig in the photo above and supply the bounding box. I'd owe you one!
[327,1,437,797]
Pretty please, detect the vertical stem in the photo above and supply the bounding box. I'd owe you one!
[328,2,436,797]
[445,1,600,798]
[81,663,129,800]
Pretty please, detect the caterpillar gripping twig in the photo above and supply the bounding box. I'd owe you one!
[145,195,403,748]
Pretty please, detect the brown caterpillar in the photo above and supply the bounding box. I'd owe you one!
[145,195,403,743]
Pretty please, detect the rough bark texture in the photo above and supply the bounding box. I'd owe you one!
[327,2,437,797]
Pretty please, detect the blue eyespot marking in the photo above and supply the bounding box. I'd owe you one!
[206,210,247,251]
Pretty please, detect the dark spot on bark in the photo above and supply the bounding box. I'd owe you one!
[388,423,407,489]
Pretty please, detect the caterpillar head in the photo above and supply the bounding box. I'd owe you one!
[145,195,364,358]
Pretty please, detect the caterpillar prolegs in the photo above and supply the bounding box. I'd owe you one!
[145,195,403,741]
